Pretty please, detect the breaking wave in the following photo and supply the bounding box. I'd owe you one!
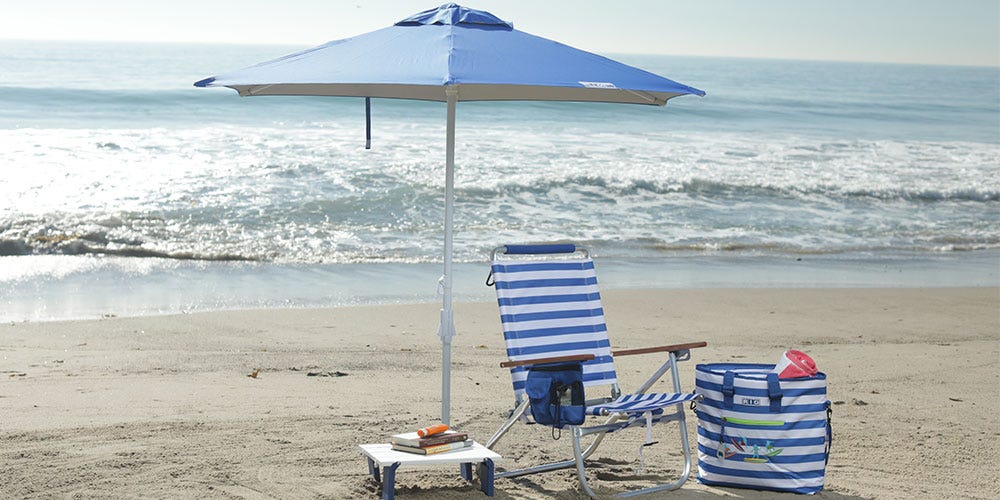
[467,176,1000,203]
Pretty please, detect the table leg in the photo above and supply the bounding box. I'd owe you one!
[479,458,495,497]
[381,462,400,500]
[367,457,380,483]
[460,462,473,482]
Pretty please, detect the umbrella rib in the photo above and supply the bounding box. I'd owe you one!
[247,84,276,96]
[623,89,658,105]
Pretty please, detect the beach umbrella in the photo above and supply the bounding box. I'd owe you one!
[195,3,704,424]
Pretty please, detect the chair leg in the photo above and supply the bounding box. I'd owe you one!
[492,407,695,497]
[614,354,698,497]
[490,399,585,479]
[494,416,615,479]
[489,397,696,497]
[614,406,693,497]
[614,401,695,498]
[485,399,529,449]
[572,426,597,498]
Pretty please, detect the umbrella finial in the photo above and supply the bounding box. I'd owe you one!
[396,3,513,29]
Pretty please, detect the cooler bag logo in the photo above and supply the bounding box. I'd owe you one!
[739,397,762,406]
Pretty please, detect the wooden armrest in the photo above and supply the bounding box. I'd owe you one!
[611,341,707,357]
[500,353,596,368]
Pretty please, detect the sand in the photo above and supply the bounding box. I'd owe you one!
[1,287,997,499]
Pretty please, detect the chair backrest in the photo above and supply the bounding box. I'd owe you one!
[490,245,619,399]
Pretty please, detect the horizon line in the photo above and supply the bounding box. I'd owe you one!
[2,37,997,69]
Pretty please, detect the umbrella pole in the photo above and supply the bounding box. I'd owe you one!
[438,87,458,425]
[365,97,372,149]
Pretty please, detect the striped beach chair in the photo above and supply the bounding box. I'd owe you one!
[484,244,707,497]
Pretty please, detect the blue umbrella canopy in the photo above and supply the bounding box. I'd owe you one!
[195,3,703,425]
[195,3,704,104]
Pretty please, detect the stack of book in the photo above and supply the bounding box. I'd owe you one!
[390,429,472,455]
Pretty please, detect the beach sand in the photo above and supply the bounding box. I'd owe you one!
[1,287,997,499]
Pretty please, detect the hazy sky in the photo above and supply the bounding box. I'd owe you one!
[2,0,997,66]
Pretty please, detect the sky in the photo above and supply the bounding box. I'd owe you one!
[1,0,998,66]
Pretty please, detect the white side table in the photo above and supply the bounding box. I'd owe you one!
[359,442,502,500]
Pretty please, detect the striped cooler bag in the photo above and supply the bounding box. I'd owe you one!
[694,363,831,494]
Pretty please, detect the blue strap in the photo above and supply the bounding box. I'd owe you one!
[503,244,576,255]
[721,371,735,410]
[717,417,728,455]
[825,401,833,465]
[766,372,783,412]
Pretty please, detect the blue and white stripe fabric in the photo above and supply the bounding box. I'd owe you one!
[491,257,618,397]
[694,363,830,495]
[589,392,697,416]
[492,252,698,421]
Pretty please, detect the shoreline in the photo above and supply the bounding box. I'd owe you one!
[1,287,997,498]
[3,249,998,323]
[4,283,998,326]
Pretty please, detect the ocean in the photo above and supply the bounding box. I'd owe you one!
[1,40,998,321]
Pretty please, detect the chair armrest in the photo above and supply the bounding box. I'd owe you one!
[621,342,707,396]
[500,353,596,368]
[611,341,707,357]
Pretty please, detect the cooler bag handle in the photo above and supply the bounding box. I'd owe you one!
[766,372,783,412]
[825,401,833,465]
[722,371,735,409]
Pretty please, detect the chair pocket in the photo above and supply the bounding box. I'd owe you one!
[525,362,585,428]
[554,380,585,425]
